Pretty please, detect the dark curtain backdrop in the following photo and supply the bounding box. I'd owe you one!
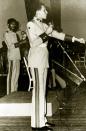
[24,0,40,21]
[50,0,61,31]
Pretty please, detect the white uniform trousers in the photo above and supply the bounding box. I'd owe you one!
[7,60,20,95]
[31,68,48,128]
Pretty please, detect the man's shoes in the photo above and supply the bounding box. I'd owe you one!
[45,122,55,127]
[32,126,53,130]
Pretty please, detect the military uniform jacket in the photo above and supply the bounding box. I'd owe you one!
[26,17,49,68]
[4,30,21,60]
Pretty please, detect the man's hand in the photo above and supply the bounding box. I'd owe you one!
[46,23,53,35]
[72,37,85,44]
[78,38,85,44]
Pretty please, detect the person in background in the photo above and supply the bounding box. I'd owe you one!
[4,18,21,95]
[20,31,30,59]
[26,3,85,131]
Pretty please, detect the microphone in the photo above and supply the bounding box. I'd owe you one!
[48,22,54,28]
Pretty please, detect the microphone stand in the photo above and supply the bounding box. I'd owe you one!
[57,41,86,81]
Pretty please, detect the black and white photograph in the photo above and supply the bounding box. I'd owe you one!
[0,0,86,130]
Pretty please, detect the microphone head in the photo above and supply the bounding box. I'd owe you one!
[48,22,54,28]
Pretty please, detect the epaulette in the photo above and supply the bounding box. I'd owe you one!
[27,20,34,29]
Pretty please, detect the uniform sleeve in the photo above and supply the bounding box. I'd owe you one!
[26,22,43,47]
[51,30,65,41]
[51,30,76,42]
[4,32,15,49]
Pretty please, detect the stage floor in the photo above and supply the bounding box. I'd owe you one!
[0,90,58,117]
[0,83,86,130]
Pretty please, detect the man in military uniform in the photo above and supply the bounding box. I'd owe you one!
[26,3,85,131]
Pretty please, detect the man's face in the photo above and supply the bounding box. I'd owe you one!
[36,5,48,20]
[8,21,17,32]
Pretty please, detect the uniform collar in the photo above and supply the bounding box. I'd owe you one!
[33,17,42,22]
